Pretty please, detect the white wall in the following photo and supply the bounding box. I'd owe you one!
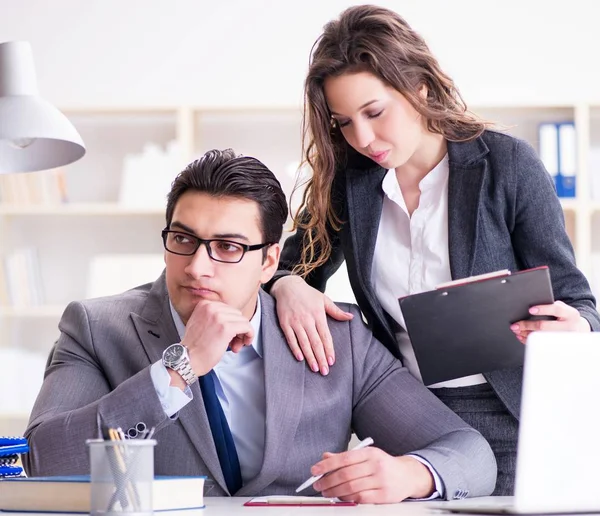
[1,0,600,108]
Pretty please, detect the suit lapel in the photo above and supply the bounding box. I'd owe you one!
[130,275,178,366]
[237,291,306,496]
[344,160,387,305]
[130,273,229,494]
[447,138,490,279]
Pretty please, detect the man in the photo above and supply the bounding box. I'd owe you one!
[24,149,496,503]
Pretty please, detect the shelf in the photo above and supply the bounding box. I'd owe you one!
[0,305,65,318]
[0,200,585,215]
[0,412,30,420]
[0,203,165,215]
[559,199,579,211]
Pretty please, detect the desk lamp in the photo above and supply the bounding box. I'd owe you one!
[0,41,85,174]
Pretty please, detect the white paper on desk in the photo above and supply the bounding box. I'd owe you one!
[248,495,341,504]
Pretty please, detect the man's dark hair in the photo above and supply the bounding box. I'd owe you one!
[166,149,288,246]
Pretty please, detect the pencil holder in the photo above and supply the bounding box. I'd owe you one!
[87,438,157,516]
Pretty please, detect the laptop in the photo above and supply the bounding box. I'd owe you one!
[435,331,600,514]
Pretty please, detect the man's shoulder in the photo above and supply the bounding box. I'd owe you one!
[259,290,367,334]
[65,280,156,318]
[327,302,371,336]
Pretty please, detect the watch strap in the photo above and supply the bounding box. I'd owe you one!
[174,359,197,385]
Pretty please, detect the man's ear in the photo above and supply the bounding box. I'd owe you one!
[260,243,281,285]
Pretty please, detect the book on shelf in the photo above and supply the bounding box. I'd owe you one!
[0,260,8,307]
[0,475,206,513]
[118,141,181,209]
[538,121,576,198]
[0,247,45,307]
[0,168,68,206]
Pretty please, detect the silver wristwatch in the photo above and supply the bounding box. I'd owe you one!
[162,343,198,386]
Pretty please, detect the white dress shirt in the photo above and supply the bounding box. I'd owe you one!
[150,297,265,483]
[371,155,487,388]
[150,296,443,497]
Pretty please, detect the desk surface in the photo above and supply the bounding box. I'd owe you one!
[0,496,505,515]
[206,496,442,514]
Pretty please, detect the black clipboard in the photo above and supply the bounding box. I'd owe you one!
[398,266,554,385]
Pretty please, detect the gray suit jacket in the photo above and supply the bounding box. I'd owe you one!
[24,274,496,499]
[270,130,600,420]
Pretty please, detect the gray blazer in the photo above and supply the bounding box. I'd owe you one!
[24,275,496,499]
[271,130,600,420]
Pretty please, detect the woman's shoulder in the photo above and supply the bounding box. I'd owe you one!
[449,129,538,170]
[479,129,536,157]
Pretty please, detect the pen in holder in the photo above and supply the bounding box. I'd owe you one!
[87,436,156,516]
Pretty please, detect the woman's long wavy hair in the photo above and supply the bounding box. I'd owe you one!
[293,4,487,277]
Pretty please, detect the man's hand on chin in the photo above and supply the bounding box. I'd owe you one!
[182,299,254,377]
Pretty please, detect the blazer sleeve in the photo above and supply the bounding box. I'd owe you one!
[342,304,497,499]
[510,140,600,330]
[23,301,172,476]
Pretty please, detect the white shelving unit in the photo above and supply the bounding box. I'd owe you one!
[1,103,600,434]
[0,203,164,215]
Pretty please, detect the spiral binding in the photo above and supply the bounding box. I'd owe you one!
[0,436,27,478]
[0,454,18,465]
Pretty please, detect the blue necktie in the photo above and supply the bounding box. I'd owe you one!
[199,370,242,494]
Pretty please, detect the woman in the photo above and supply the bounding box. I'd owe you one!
[266,4,600,495]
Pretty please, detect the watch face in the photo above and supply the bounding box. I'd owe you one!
[163,343,185,366]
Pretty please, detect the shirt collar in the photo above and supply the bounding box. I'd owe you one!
[381,153,449,200]
[169,296,263,358]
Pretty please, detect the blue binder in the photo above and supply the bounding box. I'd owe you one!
[538,121,576,198]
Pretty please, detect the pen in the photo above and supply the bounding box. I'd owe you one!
[295,436,374,493]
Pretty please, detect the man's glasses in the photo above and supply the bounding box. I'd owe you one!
[161,229,272,264]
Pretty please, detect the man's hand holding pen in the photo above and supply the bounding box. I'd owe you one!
[311,448,435,504]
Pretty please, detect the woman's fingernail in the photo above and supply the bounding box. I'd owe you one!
[529,307,539,314]
[296,353,304,361]
[311,362,319,372]
[327,356,334,366]
[314,481,321,491]
[511,324,519,331]
[320,366,329,376]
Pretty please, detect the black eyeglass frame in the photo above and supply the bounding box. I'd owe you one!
[161,229,273,264]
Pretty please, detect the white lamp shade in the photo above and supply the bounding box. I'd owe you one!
[0,41,85,174]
